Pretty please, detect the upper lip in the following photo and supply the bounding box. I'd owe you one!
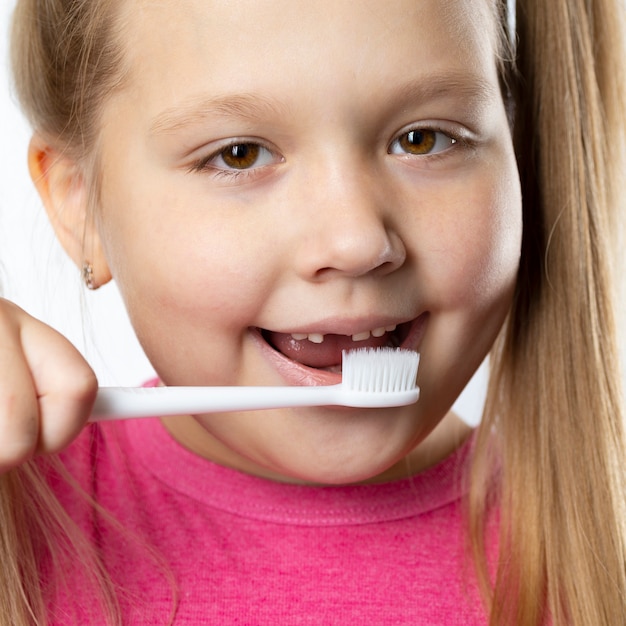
[261,314,419,337]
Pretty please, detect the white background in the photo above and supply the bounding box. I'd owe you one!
[13,0,626,426]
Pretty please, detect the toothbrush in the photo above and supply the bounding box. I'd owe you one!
[90,347,420,421]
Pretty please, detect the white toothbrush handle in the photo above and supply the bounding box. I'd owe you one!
[90,384,419,421]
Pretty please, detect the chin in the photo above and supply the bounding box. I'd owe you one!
[267,422,419,485]
[273,462,388,486]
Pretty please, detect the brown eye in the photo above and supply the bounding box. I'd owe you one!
[389,128,456,157]
[194,141,278,177]
[221,143,261,169]
[398,129,436,154]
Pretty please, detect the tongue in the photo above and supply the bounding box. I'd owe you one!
[264,331,391,369]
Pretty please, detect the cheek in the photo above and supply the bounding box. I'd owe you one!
[96,189,269,325]
[97,216,270,385]
[422,177,522,312]
[413,176,522,416]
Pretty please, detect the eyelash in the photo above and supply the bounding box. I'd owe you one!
[190,141,279,181]
[190,126,466,180]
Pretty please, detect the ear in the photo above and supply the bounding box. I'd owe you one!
[28,134,112,289]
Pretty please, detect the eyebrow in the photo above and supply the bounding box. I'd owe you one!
[150,93,291,135]
[149,71,499,136]
[393,72,498,111]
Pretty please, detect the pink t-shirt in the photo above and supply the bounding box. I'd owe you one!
[50,417,494,624]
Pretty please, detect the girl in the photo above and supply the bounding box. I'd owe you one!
[1,0,625,623]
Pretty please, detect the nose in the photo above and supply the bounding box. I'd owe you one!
[293,163,407,281]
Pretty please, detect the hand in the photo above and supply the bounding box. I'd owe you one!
[0,298,97,473]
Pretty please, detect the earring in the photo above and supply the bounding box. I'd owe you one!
[82,262,96,290]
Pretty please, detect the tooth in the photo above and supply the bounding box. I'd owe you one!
[307,333,325,344]
[291,333,307,340]
[371,327,387,337]
[385,324,397,332]
[352,331,371,341]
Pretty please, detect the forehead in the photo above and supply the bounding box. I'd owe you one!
[109,0,501,128]
[117,0,498,69]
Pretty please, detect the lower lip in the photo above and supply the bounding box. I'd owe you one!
[250,313,428,387]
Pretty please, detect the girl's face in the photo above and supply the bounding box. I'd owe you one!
[92,0,521,483]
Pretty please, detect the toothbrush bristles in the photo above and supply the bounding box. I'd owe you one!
[341,347,420,393]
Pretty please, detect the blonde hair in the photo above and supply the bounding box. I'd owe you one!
[471,0,626,624]
[0,457,124,625]
[8,0,626,624]
[11,0,126,158]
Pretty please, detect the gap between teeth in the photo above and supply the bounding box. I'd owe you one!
[291,324,397,344]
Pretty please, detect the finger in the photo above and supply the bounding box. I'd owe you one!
[0,307,41,471]
[20,314,98,456]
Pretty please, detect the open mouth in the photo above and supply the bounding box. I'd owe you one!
[260,321,414,371]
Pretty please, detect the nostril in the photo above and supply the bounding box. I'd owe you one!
[312,253,404,281]
[375,260,398,275]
